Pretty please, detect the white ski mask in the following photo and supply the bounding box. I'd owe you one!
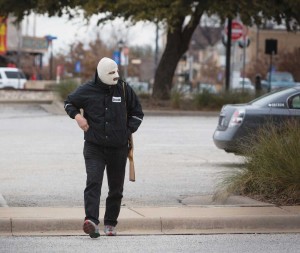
[97,57,119,85]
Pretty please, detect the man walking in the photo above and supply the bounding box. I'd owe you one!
[64,57,144,238]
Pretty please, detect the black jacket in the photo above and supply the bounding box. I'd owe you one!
[64,73,144,148]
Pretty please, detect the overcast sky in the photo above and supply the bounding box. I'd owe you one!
[23,13,159,54]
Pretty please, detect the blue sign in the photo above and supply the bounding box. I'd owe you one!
[75,61,81,73]
[113,51,121,65]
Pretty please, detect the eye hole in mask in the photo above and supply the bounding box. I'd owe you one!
[109,69,119,74]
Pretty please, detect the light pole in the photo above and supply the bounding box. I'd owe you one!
[45,35,57,80]
[117,40,124,78]
[117,39,129,80]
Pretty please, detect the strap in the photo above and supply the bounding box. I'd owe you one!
[122,81,133,150]
[122,81,127,120]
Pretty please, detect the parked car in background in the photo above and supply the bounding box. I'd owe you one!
[197,83,218,94]
[261,71,297,91]
[231,77,255,93]
[0,67,27,89]
[171,83,193,98]
[128,81,150,94]
[213,86,300,153]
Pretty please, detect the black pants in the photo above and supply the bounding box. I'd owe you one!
[83,141,128,226]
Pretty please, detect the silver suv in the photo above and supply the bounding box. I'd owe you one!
[0,67,27,89]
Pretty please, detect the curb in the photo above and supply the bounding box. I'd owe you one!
[2,215,300,236]
[0,218,11,234]
[161,216,300,234]
[143,110,219,117]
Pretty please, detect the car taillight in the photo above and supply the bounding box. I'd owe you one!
[229,109,245,127]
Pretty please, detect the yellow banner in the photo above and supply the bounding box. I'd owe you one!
[0,17,7,55]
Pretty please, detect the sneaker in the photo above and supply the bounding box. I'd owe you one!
[83,220,100,238]
[104,225,117,236]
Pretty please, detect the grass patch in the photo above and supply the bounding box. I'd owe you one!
[141,90,258,111]
[170,90,183,109]
[193,91,255,110]
[215,120,300,205]
[55,80,79,101]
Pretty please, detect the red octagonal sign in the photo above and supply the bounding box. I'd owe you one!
[226,20,245,41]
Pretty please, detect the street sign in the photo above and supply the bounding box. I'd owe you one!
[113,50,121,65]
[226,20,245,41]
[74,61,81,73]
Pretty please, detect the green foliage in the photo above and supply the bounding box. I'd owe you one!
[193,90,216,109]
[193,91,255,110]
[2,0,300,31]
[208,0,300,30]
[163,90,257,110]
[170,90,182,109]
[216,120,300,205]
[55,79,79,101]
[0,0,79,22]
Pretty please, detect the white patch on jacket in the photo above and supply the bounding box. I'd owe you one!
[112,96,121,103]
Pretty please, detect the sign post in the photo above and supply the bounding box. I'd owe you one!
[121,46,129,80]
[224,19,248,91]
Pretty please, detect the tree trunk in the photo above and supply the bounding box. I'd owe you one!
[152,28,185,99]
[152,11,203,100]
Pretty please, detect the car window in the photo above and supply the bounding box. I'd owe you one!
[5,71,26,79]
[250,88,295,107]
[20,72,26,79]
[271,73,294,82]
[0,73,2,79]
[239,80,251,86]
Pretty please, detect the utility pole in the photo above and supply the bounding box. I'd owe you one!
[16,23,22,68]
[45,35,57,80]
[155,22,159,71]
[225,18,232,91]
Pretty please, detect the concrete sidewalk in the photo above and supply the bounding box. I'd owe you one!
[1,206,300,236]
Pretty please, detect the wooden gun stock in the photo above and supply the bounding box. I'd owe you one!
[128,135,135,182]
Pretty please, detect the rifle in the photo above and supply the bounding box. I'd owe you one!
[122,81,135,182]
[128,135,135,182]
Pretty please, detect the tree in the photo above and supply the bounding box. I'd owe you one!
[55,35,112,81]
[1,0,300,99]
[55,38,154,82]
[245,48,300,83]
[278,48,300,82]
[199,58,224,86]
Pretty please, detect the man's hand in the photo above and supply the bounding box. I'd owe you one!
[75,114,89,132]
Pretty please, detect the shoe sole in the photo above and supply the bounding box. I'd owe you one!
[89,233,100,238]
[83,220,100,238]
[105,232,116,236]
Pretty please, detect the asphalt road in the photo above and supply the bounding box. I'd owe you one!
[0,104,243,207]
[1,234,299,253]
